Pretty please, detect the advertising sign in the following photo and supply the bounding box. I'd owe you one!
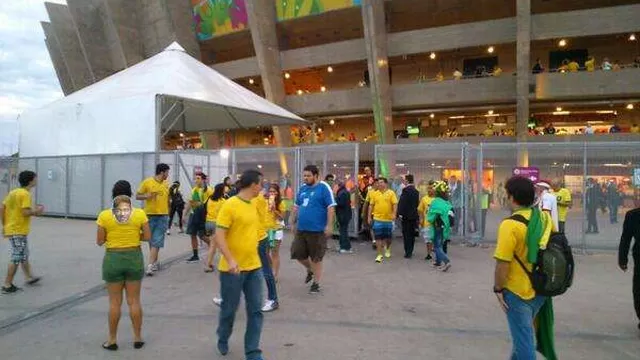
[512,167,540,182]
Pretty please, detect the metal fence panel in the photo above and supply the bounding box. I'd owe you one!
[177,152,209,197]
[36,157,68,215]
[584,142,640,250]
[209,150,231,186]
[375,143,468,240]
[0,157,18,201]
[300,143,360,236]
[103,154,144,209]
[68,156,102,217]
[18,158,37,204]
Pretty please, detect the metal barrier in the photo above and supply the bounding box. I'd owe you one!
[376,141,640,251]
[0,157,18,202]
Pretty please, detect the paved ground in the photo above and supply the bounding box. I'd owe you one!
[1,218,639,360]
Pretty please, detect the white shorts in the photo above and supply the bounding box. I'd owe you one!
[421,228,432,244]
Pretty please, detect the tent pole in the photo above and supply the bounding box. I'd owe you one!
[162,107,187,138]
[155,95,162,163]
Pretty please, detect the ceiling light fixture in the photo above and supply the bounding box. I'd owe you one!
[320,86,326,92]
[627,103,635,110]
[297,89,303,95]
[327,66,334,73]
[556,107,563,112]
[429,52,436,60]
[449,115,465,119]
[284,72,291,79]
[329,119,335,125]
[558,39,567,47]
[488,110,494,115]
[249,78,254,84]
[596,110,615,114]
[553,111,571,115]
[430,113,435,119]
[630,34,637,41]
[487,46,495,53]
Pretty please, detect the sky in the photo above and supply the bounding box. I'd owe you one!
[0,0,66,155]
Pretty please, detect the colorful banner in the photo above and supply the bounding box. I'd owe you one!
[277,0,361,21]
[192,0,248,40]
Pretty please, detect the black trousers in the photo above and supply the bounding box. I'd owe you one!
[558,221,566,234]
[402,219,417,257]
[169,204,184,229]
[338,217,352,251]
[587,207,598,233]
[634,258,640,323]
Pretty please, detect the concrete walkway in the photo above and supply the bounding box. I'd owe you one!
[1,218,639,359]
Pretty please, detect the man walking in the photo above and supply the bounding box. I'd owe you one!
[606,180,621,224]
[368,178,398,263]
[1,171,42,293]
[586,178,601,234]
[397,174,419,258]
[554,181,572,233]
[215,170,265,359]
[185,173,213,263]
[618,206,640,330]
[493,177,555,359]
[136,163,170,276]
[335,178,353,254]
[290,165,336,294]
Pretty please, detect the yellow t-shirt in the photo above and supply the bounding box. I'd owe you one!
[2,188,32,236]
[191,186,214,208]
[252,195,269,240]
[96,208,148,249]
[585,59,595,71]
[417,195,433,228]
[371,189,398,222]
[206,199,225,222]
[567,61,579,72]
[494,209,554,300]
[216,196,262,272]
[265,201,286,230]
[137,177,169,215]
[365,189,379,204]
[556,188,572,222]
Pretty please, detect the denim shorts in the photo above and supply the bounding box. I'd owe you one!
[148,215,169,248]
[205,221,216,236]
[372,220,393,239]
[8,235,29,264]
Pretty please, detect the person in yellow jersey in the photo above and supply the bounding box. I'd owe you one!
[184,172,214,263]
[204,183,226,273]
[553,180,572,234]
[266,183,286,279]
[97,180,151,351]
[136,163,170,276]
[567,59,580,72]
[214,169,265,359]
[1,170,43,294]
[368,177,398,263]
[585,56,595,71]
[493,177,555,359]
[418,180,435,261]
[254,185,279,312]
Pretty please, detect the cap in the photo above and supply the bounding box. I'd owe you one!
[535,180,551,189]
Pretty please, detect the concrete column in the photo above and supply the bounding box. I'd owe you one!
[45,2,95,90]
[67,0,117,81]
[41,22,74,95]
[361,0,393,146]
[137,0,199,59]
[516,0,531,166]
[102,0,145,69]
[246,0,291,147]
[164,0,200,59]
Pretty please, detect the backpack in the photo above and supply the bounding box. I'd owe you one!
[510,214,575,297]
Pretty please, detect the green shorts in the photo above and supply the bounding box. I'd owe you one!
[102,249,144,283]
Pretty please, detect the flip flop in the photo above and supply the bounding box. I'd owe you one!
[102,342,118,351]
[134,341,145,349]
[26,277,41,285]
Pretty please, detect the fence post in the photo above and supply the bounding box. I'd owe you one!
[65,156,70,217]
[100,155,106,210]
[581,142,589,255]
[475,143,484,244]
[353,143,360,237]
[231,149,237,179]
[461,143,468,240]
[173,150,179,182]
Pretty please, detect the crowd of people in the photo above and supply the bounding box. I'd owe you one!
[2,164,640,360]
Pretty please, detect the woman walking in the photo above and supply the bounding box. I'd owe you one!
[205,183,226,272]
[266,184,285,280]
[167,181,185,235]
[97,180,151,350]
[427,181,454,272]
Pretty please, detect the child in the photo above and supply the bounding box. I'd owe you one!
[427,181,455,272]
[418,180,435,261]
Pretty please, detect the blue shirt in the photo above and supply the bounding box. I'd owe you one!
[295,181,336,232]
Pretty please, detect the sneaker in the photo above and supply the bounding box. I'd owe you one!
[339,249,353,254]
[439,263,452,272]
[166,230,171,236]
[375,254,383,263]
[431,262,442,268]
[1,284,21,294]
[145,264,155,276]
[371,240,377,250]
[178,229,185,234]
[384,248,391,258]
[152,263,159,272]
[261,300,279,312]
[424,254,432,261]
[204,265,214,273]
[304,270,314,284]
[309,282,321,294]
[26,276,41,285]
[212,297,222,307]
[186,255,200,263]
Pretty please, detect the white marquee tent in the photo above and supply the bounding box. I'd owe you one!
[19,42,307,157]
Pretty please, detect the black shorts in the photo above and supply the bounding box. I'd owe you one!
[291,231,326,262]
